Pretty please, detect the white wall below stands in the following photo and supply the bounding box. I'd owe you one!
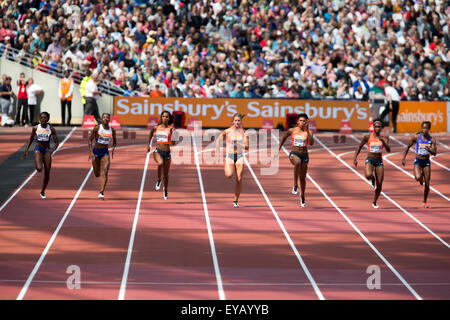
[0,57,113,125]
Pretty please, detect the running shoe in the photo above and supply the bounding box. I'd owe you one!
[98,192,104,199]
[419,176,424,186]
[292,185,298,195]
[155,180,162,190]
[423,202,429,208]
[233,201,239,208]
[163,188,168,200]
[40,192,46,199]
[371,177,376,189]
[300,197,306,207]
[372,202,379,209]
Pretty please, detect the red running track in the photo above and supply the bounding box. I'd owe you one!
[0,128,32,164]
[0,130,448,299]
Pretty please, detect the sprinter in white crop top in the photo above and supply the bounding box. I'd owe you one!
[22,111,59,199]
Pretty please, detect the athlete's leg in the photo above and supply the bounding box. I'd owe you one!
[162,159,171,191]
[414,164,424,184]
[234,161,244,202]
[92,154,101,177]
[373,165,384,204]
[224,156,235,179]
[153,151,164,181]
[41,151,52,194]
[299,161,308,202]
[365,162,375,181]
[289,153,301,191]
[422,165,431,204]
[99,154,110,194]
[34,149,44,172]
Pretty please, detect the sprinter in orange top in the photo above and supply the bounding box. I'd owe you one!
[216,113,249,208]
[278,113,314,207]
[353,118,391,209]
[147,111,176,200]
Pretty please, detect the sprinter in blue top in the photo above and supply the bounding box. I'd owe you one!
[22,112,59,199]
[401,121,437,208]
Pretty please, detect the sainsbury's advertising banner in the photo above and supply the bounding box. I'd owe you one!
[113,97,370,130]
[397,101,447,133]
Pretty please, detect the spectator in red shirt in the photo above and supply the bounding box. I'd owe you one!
[85,49,98,70]
[163,71,173,88]
[16,72,29,126]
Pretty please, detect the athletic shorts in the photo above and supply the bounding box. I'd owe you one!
[414,157,430,167]
[226,153,244,163]
[365,157,383,167]
[93,147,109,159]
[154,148,171,160]
[34,145,49,155]
[289,151,309,163]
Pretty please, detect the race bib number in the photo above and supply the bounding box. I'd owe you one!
[294,138,306,147]
[36,130,50,141]
[98,134,111,144]
[369,143,382,153]
[417,143,430,156]
[156,133,169,143]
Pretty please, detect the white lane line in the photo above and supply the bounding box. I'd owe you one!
[273,134,422,300]
[437,140,450,151]
[0,127,77,212]
[316,136,450,249]
[389,135,450,172]
[434,151,450,158]
[17,166,93,300]
[244,155,325,300]
[118,142,152,300]
[191,132,225,300]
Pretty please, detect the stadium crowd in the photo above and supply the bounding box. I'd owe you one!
[0,0,449,101]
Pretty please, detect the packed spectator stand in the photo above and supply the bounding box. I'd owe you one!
[0,0,448,101]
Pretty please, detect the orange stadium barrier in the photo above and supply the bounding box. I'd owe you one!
[113,97,370,130]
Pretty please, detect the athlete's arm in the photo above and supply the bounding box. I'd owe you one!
[244,131,249,151]
[88,125,98,160]
[215,130,226,154]
[49,126,59,153]
[353,135,369,167]
[379,135,391,152]
[111,128,117,159]
[427,137,437,156]
[170,127,176,146]
[22,127,37,159]
[278,128,293,151]
[306,122,314,146]
[146,126,156,153]
[401,134,417,166]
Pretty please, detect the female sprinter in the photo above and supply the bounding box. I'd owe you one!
[215,113,249,208]
[278,113,314,207]
[401,121,437,208]
[353,118,391,208]
[88,113,117,199]
[146,110,175,200]
[22,111,59,199]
